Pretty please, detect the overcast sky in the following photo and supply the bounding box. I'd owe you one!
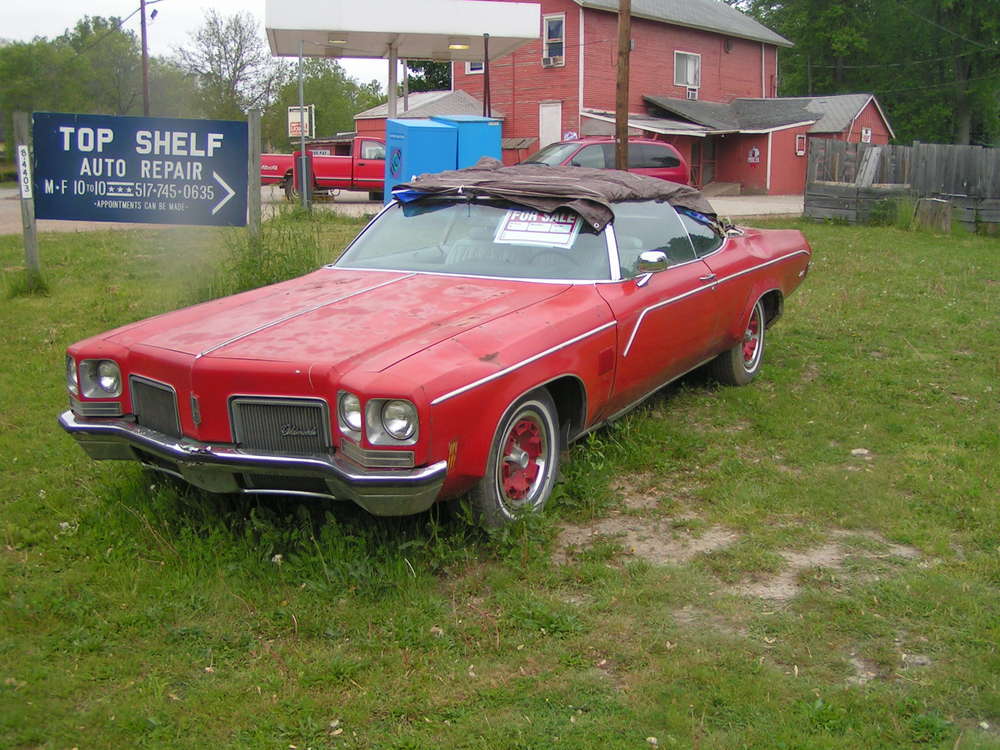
[3,0,391,90]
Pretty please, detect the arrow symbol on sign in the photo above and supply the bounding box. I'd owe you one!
[212,171,236,215]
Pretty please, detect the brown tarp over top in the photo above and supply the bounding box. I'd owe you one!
[393,159,716,232]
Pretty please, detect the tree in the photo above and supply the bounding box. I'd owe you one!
[58,16,142,116]
[175,10,287,119]
[405,60,451,92]
[262,58,384,150]
[744,0,999,145]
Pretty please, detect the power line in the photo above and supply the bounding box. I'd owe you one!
[891,0,998,52]
[804,48,985,69]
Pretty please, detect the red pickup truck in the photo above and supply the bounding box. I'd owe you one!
[260,135,386,200]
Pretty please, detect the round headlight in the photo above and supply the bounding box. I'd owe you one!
[381,399,416,440]
[80,359,122,398]
[97,360,121,394]
[66,356,79,396]
[339,392,362,432]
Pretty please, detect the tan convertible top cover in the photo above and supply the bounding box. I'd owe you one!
[392,159,717,232]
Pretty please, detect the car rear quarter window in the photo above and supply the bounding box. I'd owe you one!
[612,201,697,276]
[678,211,724,257]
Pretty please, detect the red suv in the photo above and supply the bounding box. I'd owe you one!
[522,137,690,184]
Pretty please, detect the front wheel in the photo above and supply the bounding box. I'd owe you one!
[470,389,560,528]
[710,298,766,386]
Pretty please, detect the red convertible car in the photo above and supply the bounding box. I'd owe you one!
[59,164,810,527]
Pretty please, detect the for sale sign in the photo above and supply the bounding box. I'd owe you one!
[31,112,248,226]
[287,105,315,139]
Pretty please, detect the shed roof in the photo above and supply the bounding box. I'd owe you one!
[574,0,793,47]
[355,89,503,120]
[643,93,889,136]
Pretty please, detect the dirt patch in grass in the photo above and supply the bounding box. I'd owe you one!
[554,516,738,566]
[733,530,920,601]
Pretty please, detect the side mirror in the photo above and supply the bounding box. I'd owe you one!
[635,250,668,274]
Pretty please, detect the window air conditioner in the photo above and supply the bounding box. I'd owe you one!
[542,56,563,68]
[686,87,699,101]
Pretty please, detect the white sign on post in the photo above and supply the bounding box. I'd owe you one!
[17,145,33,199]
[287,105,315,139]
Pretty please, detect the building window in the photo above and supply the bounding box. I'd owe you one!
[543,14,565,66]
[861,127,873,143]
[795,134,807,156]
[466,61,484,75]
[674,51,701,88]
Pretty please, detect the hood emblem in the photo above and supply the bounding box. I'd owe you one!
[281,424,318,438]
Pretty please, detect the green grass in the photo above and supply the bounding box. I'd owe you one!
[1,218,999,749]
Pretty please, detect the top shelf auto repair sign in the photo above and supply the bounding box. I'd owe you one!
[32,112,248,226]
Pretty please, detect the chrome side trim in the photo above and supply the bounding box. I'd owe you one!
[716,249,811,285]
[572,355,717,442]
[622,282,716,357]
[195,273,415,359]
[622,249,810,358]
[430,321,617,405]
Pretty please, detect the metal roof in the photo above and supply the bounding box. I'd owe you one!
[643,93,887,135]
[574,0,793,48]
[355,89,504,120]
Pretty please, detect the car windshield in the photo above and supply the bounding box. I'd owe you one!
[521,142,581,166]
[335,199,612,281]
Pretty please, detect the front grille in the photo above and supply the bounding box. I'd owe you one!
[130,376,181,438]
[230,397,331,455]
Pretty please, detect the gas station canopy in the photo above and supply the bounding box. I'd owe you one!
[265,0,540,62]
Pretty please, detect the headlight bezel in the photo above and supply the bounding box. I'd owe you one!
[365,397,419,446]
[79,358,122,398]
[337,391,363,436]
[66,355,79,396]
[380,399,417,441]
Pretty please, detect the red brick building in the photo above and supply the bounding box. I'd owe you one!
[447,0,894,194]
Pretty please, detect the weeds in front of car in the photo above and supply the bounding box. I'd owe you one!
[195,208,368,301]
[2,219,1000,748]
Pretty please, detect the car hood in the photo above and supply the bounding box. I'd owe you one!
[107,268,570,373]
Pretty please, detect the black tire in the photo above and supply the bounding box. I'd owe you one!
[368,191,384,201]
[710,298,766,386]
[283,178,297,202]
[470,389,560,528]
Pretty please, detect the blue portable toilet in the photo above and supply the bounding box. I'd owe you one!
[384,119,459,202]
[431,115,503,168]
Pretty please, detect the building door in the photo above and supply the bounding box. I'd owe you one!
[538,101,562,149]
[690,139,717,187]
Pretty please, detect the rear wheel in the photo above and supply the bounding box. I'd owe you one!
[470,389,560,528]
[710,298,765,386]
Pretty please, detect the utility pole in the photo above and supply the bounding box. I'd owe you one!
[140,0,150,116]
[615,0,631,170]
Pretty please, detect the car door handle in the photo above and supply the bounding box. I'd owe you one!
[699,273,717,282]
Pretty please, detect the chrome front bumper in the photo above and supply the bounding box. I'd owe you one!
[58,410,447,516]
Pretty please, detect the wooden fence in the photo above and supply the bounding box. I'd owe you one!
[804,140,1000,230]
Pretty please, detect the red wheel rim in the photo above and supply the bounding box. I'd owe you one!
[742,305,763,370]
[500,418,543,500]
